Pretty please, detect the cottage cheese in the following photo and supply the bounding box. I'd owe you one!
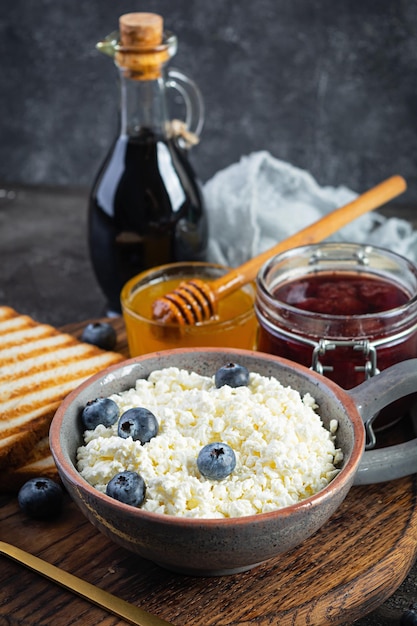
[77,367,343,518]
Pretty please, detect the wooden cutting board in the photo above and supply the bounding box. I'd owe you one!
[0,316,416,626]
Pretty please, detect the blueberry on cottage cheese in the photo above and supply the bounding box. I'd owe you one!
[81,397,119,430]
[117,407,159,444]
[18,477,63,519]
[215,363,250,388]
[106,471,146,507]
[81,322,117,351]
[197,443,236,480]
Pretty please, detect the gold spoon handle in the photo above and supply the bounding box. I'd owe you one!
[213,175,407,299]
[0,540,174,626]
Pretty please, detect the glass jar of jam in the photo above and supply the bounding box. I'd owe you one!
[255,243,417,437]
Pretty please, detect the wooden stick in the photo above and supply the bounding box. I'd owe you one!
[213,175,407,299]
[152,175,407,324]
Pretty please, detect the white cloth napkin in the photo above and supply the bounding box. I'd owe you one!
[203,151,417,267]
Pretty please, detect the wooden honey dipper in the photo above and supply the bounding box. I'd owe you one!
[152,175,407,325]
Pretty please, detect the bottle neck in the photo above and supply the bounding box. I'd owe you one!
[118,68,169,138]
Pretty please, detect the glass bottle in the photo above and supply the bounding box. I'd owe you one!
[89,13,208,314]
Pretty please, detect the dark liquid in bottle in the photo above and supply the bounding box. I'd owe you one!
[88,128,208,314]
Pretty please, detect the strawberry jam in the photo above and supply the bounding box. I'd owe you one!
[275,274,409,316]
[255,243,417,430]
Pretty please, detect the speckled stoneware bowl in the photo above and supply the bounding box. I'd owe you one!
[50,348,417,576]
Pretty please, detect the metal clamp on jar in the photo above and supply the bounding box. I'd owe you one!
[255,242,417,483]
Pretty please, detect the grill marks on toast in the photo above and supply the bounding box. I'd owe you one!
[0,332,79,364]
[0,321,58,346]
[0,414,57,467]
[0,342,100,381]
[0,436,59,492]
[0,307,124,481]
[0,353,124,406]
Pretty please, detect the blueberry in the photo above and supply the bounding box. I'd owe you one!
[106,471,146,507]
[118,407,159,444]
[197,442,236,480]
[214,363,250,388]
[401,604,417,625]
[81,322,117,351]
[18,477,63,519]
[81,397,119,430]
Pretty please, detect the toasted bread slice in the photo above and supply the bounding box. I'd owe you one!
[0,437,59,492]
[0,306,124,480]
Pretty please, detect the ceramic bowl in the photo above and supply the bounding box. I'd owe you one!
[50,348,416,576]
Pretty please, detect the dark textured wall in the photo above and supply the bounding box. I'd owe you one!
[1,0,416,202]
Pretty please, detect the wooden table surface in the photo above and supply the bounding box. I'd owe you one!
[1,317,417,626]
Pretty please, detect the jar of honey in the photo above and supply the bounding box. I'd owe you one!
[121,262,258,355]
[255,243,417,435]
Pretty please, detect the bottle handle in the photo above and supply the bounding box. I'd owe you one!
[166,68,205,146]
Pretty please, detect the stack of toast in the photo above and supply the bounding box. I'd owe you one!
[0,306,124,492]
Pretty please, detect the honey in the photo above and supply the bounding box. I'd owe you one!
[121,262,258,355]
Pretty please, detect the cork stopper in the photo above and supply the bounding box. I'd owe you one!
[119,13,163,49]
[115,12,170,79]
